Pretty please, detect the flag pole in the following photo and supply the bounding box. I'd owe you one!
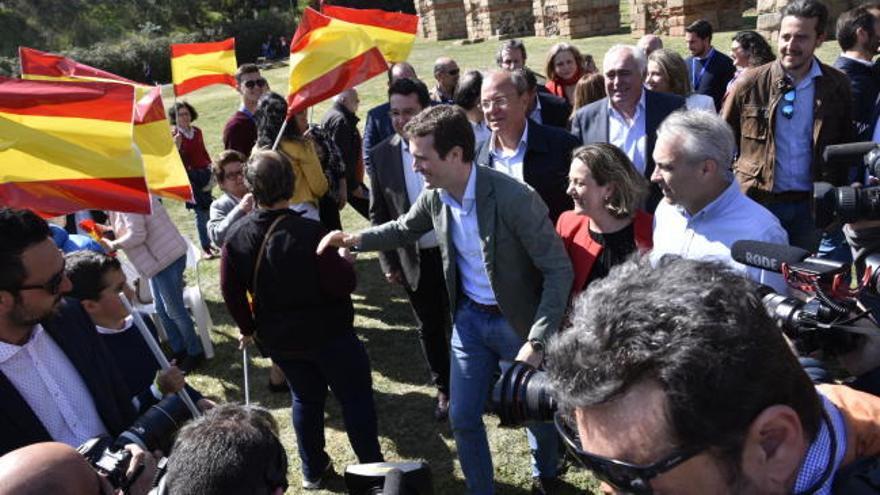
[272,118,289,151]
[242,346,251,405]
[119,294,202,418]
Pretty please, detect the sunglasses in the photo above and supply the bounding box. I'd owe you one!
[554,413,704,494]
[781,88,796,119]
[244,78,268,89]
[17,261,67,295]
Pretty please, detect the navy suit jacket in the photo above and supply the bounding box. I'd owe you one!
[363,102,395,175]
[0,299,137,456]
[686,49,736,111]
[570,89,685,211]
[834,56,880,140]
[537,92,572,129]
[475,119,577,223]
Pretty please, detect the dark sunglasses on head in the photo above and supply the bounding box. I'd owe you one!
[244,78,268,89]
[17,261,66,295]
[554,413,705,494]
[781,88,796,120]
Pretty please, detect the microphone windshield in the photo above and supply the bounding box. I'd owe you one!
[731,240,810,273]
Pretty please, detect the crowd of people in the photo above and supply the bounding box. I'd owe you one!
[5,0,880,493]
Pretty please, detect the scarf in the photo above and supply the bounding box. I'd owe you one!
[546,66,585,102]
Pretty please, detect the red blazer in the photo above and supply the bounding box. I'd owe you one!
[555,209,653,296]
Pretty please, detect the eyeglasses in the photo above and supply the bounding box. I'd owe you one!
[554,413,705,494]
[480,96,510,111]
[224,169,244,180]
[17,261,67,295]
[244,78,268,89]
[781,88,796,119]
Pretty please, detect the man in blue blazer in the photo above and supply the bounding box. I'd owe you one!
[833,5,880,140]
[319,105,573,494]
[0,208,137,456]
[475,70,578,223]
[684,19,736,111]
[571,45,685,211]
[362,62,418,175]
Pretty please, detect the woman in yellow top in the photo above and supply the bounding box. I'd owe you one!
[254,92,328,221]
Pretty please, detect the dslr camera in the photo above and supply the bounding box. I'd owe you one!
[814,142,880,229]
[77,395,193,490]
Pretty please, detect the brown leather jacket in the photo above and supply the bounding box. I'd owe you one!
[721,60,854,201]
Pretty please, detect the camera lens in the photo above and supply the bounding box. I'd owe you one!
[116,395,194,453]
[491,361,557,427]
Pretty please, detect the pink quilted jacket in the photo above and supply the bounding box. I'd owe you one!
[108,196,188,279]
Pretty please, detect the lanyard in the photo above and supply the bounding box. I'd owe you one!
[691,48,716,90]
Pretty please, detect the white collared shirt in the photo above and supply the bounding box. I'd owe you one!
[400,140,439,249]
[0,324,107,447]
[438,164,496,305]
[608,91,647,175]
[489,121,528,182]
[651,181,790,293]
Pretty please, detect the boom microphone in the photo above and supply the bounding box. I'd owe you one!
[731,240,810,273]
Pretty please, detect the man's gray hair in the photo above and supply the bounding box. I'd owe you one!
[656,110,736,178]
[603,44,648,75]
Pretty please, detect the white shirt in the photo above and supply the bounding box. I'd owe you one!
[438,164,496,305]
[489,121,528,182]
[608,91,647,174]
[401,141,439,249]
[651,181,790,293]
[685,93,716,113]
[0,324,107,447]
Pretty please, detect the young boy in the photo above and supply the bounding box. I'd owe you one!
[64,250,211,413]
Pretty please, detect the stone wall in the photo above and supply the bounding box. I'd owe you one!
[757,0,852,41]
[633,0,744,37]
[416,0,468,40]
[534,0,621,38]
[463,0,536,40]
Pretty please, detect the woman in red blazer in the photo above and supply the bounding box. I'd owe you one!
[556,144,653,298]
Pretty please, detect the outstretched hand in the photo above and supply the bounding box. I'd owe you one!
[317,230,358,254]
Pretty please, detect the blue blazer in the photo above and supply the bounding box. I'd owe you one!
[570,89,685,211]
[362,102,395,175]
[0,299,137,455]
[834,56,880,140]
[475,119,578,223]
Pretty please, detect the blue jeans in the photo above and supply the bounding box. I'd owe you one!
[766,200,820,252]
[193,206,210,250]
[450,299,559,495]
[273,332,383,481]
[148,255,202,356]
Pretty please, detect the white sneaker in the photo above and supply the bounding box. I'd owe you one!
[301,460,334,490]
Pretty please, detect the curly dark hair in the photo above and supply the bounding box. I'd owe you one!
[254,92,300,150]
[732,30,776,67]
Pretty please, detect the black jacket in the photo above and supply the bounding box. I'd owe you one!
[0,299,137,455]
[475,119,578,223]
[833,56,880,140]
[686,49,736,111]
[536,92,573,130]
[320,102,362,188]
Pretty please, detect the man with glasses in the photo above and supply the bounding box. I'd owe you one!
[475,70,578,223]
[223,63,269,155]
[722,0,853,252]
[546,256,880,494]
[430,57,460,104]
[366,78,452,422]
[0,208,137,456]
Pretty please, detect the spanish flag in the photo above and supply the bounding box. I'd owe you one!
[288,8,388,117]
[19,47,193,202]
[322,5,418,62]
[170,38,238,96]
[0,77,149,216]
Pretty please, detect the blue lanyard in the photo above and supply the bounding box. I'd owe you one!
[691,48,716,90]
[239,105,256,122]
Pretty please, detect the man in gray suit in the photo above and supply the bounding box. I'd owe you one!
[570,44,685,211]
[318,105,573,494]
[368,78,451,421]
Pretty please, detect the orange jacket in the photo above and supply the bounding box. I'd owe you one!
[819,384,880,467]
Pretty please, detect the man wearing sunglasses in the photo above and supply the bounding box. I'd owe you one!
[722,0,853,253]
[223,63,270,156]
[431,57,460,105]
[0,208,138,457]
[546,257,880,495]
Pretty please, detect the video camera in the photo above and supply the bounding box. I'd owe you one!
[77,395,193,490]
[814,142,880,229]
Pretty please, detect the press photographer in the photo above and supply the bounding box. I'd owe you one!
[541,258,880,493]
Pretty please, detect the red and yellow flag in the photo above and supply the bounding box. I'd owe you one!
[19,47,193,202]
[322,5,418,63]
[287,8,388,117]
[0,77,149,217]
[170,38,238,96]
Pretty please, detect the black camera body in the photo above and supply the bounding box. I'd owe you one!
[815,142,880,229]
[491,361,556,427]
[77,394,193,490]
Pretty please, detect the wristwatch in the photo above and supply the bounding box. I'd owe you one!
[528,338,545,353]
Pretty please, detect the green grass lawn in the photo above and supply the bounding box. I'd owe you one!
[162,27,841,494]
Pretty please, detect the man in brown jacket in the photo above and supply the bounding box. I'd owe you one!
[722,0,854,252]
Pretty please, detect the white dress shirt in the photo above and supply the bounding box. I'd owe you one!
[685,93,716,112]
[438,164,496,305]
[400,141,439,249]
[489,121,528,182]
[651,181,790,293]
[0,324,107,447]
[608,91,647,175]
